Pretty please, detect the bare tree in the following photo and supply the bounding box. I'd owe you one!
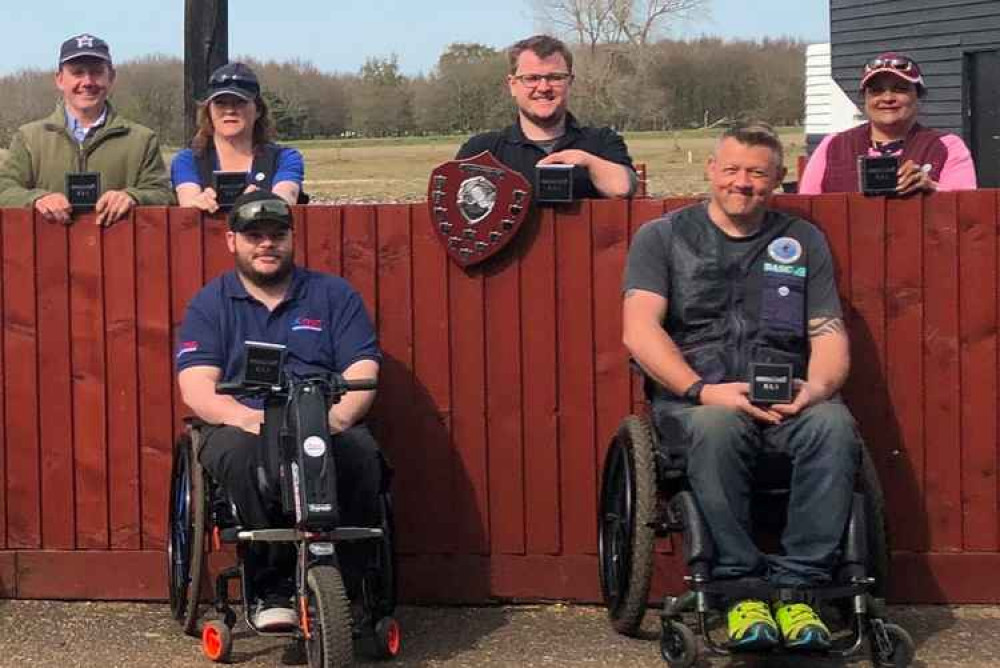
[533,0,708,48]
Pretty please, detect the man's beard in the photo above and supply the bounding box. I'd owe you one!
[234,252,294,287]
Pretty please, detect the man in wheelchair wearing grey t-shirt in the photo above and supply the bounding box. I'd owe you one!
[622,122,860,651]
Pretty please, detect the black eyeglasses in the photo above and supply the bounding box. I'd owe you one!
[233,200,291,228]
[512,72,573,87]
[864,57,916,74]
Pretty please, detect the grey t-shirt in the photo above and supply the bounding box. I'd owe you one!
[623,203,842,321]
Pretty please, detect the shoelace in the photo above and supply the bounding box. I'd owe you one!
[780,604,823,630]
[736,600,773,622]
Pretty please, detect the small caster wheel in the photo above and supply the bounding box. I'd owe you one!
[374,616,402,659]
[201,620,233,663]
[660,619,697,668]
[873,622,916,667]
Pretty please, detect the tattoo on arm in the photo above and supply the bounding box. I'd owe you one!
[809,317,845,338]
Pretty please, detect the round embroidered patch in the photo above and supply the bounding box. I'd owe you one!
[768,237,802,264]
[778,286,790,297]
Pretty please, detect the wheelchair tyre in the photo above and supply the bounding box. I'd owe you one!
[660,619,697,668]
[201,620,232,663]
[373,616,403,659]
[859,446,891,600]
[872,622,916,667]
[167,431,206,637]
[599,414,658,636]
[369,493,398,620]
[305,565,354,668]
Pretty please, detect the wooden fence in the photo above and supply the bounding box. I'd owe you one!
[0,193,998,603]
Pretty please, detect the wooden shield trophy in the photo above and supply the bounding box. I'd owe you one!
[427,151,532,268]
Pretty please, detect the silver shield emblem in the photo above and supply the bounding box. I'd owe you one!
[457,176,497,224]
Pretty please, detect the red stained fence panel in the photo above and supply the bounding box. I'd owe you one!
[3,194,1000,603]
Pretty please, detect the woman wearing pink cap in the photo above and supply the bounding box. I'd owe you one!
[799,53,977,195]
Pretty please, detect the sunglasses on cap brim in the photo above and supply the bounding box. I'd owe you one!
[208,75,260,95]
[233,200,292,228]
[864,57,917,74]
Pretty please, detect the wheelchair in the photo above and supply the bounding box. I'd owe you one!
[167,342,401,666]
[598,397,917,667]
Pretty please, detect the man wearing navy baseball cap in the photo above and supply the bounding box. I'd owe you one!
[176,190,385,630]
[800,52,977,195]
[0,33,173,225]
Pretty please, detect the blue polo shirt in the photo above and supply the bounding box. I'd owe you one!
[176,266,380,398]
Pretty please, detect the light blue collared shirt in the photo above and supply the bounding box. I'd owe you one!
[65,107,107,144]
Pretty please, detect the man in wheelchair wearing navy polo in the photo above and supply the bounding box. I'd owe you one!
[622,123,860,651]
[175,190,383,631]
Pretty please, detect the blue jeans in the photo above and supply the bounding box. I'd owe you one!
[653,399,861,587]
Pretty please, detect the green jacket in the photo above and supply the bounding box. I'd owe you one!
[0,102,175,207]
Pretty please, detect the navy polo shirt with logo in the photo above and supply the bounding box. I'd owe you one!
[176,266,380,403]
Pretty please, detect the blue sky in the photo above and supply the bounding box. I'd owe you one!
[1,1,828,76]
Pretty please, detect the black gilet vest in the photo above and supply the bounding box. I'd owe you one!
[649,204,813,401]
[195,143,309,204]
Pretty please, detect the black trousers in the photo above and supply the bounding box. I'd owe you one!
[199,423,384,597]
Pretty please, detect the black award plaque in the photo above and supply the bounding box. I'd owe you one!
[858,155,899,196]
[241,341,287,388]
[535,164,574,203]
[213,171,249,209]
[748,362,794,404]
[66,172,101,211]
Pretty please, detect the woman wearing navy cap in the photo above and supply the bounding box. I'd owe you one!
[171,62,305,212]
[799,52,976,195]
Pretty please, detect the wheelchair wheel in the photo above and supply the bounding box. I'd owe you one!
[872,622,916,667]
[660,619,697,668]
[201,620,233,663]
[368,492,398,620]
[859,445,890,600]
[167,430,206,637]
[598,414,658,636]
[305,565,354,668]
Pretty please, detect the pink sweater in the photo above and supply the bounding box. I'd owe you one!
[799,131,977,194]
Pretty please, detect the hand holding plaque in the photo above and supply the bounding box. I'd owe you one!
[535,164,574,203]
[857,155,899,196]
[66,172,101,211]
[213,171,249,209]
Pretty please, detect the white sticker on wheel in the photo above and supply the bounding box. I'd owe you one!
[303,435,326,458]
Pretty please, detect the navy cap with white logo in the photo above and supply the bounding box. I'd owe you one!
[206,62,261,103]
[59,33,112,66]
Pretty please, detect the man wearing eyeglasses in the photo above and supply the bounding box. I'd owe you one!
[799,52,976,195]
[456,34,636,199]
[0,33,173,225]
[176,190,383,630]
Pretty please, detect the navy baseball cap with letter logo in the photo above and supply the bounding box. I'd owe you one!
[59,33,112,65]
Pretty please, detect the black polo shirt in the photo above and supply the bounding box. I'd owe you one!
[456,113,634,200]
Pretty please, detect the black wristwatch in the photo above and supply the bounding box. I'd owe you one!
[683,379,705,405]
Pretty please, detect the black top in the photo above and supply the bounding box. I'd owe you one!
[456,113,634,200]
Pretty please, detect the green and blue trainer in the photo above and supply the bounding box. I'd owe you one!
[726,599,779,651]
[773,601,832,650]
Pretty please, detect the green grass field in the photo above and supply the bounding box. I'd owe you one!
[282,127,806,202]
[3,127,806,202]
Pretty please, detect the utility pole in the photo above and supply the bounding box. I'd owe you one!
[184,0,228,141]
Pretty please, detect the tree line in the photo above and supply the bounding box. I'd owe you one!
[0,37,804,148]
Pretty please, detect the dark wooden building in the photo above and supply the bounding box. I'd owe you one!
[830,0,1000,186]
